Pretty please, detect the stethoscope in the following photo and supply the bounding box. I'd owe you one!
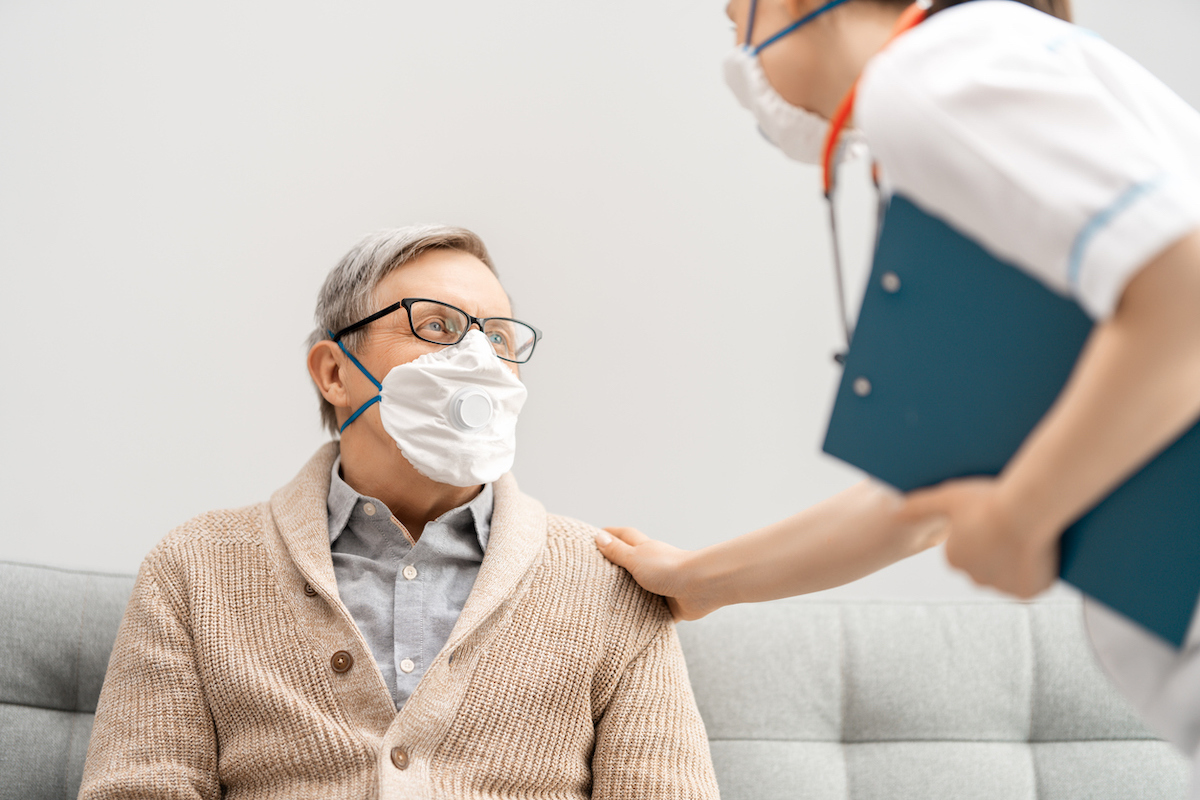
[820,0,930,364]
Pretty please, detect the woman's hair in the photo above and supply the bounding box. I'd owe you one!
[929,0,1072,22]
[873,0,1073,23]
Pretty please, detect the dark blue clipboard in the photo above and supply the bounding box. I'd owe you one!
[822,193,1200,647]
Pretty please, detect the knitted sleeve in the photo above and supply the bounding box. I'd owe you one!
[79,556,221,800]
[591,620,720,799]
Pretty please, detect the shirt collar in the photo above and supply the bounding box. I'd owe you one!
[326,456,360,545]
[326,456,493,551]
[465,482,493,551]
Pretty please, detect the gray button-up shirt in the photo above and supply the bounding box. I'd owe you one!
[327,457,492,710]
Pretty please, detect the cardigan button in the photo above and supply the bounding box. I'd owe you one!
[390,746,409,770]
[303,583,318,597]
[331,651,354,674]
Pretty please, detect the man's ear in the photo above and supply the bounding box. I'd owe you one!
[307,340,352,410]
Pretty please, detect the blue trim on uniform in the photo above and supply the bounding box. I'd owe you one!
[1068,175,1166,291]
[752,0,854,55]
[1044,27,1102,53]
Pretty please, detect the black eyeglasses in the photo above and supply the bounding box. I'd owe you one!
[331,298,542,364]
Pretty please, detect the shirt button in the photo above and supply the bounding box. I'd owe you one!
[390,746,409,770]
[363,502,376,516]
[402,565,418,581]
[303,583,317,597]
[400,658,415,674]
[331,651,354,674]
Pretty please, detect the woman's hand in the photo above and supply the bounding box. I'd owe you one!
[594,527,716,621]
[902,230,1200,600]
[901,476,1059,599]
[596,481,949,621]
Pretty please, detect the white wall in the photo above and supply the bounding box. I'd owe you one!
[2,0,1196,601]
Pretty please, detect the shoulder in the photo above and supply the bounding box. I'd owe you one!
[856,3,1085,212]
[867,0,1078,81]
[851,2,1200,317]
[544,513,666,599]
[107,502,275,628]
[860,2,1082,131]
[543,513,672,628]
[142,502,272,580]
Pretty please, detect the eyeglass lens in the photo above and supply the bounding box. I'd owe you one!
[408,300,537,363]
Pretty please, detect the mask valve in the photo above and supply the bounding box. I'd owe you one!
[449,387,494,431]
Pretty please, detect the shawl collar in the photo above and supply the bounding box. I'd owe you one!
[269,442,342,597]
[443,472,547,654]
[269,444,548,649]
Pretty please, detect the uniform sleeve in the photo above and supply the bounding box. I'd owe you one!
[591,620,720,800]
[857,10,1200,319]
[79,559,220,800]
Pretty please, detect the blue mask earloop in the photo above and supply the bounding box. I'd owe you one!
[746,0,855,56]
[329,332,384,433]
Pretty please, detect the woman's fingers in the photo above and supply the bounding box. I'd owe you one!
[595,526,682,592]
[595,527,714,620]
[594,528,640,570]
[601,526,651,546]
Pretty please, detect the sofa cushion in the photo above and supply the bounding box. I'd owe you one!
[677,598,1190,800]
[0,561,134,800]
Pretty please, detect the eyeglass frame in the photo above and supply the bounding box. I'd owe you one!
[330,297,543,364]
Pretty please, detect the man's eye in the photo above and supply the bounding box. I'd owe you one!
[419,317,458,333]
[414,315,461,342]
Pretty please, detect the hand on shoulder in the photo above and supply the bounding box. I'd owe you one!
[594,527,716,622]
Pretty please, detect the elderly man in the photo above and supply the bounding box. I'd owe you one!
[80,226,718,799]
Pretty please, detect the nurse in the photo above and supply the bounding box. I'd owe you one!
[594,0,1200,776]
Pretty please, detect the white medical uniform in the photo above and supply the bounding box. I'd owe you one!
[853,0,1200,787]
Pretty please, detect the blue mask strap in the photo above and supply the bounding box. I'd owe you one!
[332,333,383,433]
[744,0,758,47]
[752,0,854,56]
[339,395,380,433]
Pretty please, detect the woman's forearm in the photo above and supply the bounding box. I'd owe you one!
[682,480,946,610]
[997,229,1200,541]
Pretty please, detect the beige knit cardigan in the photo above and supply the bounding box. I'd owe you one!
[80,443,719,799]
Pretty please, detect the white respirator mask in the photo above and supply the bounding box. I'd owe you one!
[337,329,528,487]
[723,0,865,165]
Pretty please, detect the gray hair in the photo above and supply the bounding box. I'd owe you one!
[306,224,499,437]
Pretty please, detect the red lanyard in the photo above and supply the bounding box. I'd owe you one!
[821,1,929,197]
[821,1,928,362]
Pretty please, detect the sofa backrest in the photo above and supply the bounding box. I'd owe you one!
[0,561,1189,800]
[0,561,134,800]
[676,598,1190,800]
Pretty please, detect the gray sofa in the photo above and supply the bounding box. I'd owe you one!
[678,599,1189,799]
[0,560,1188,799]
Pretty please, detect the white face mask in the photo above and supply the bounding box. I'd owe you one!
[723,45,832,165]
[340,330,528,487]
[722,38,866,165]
